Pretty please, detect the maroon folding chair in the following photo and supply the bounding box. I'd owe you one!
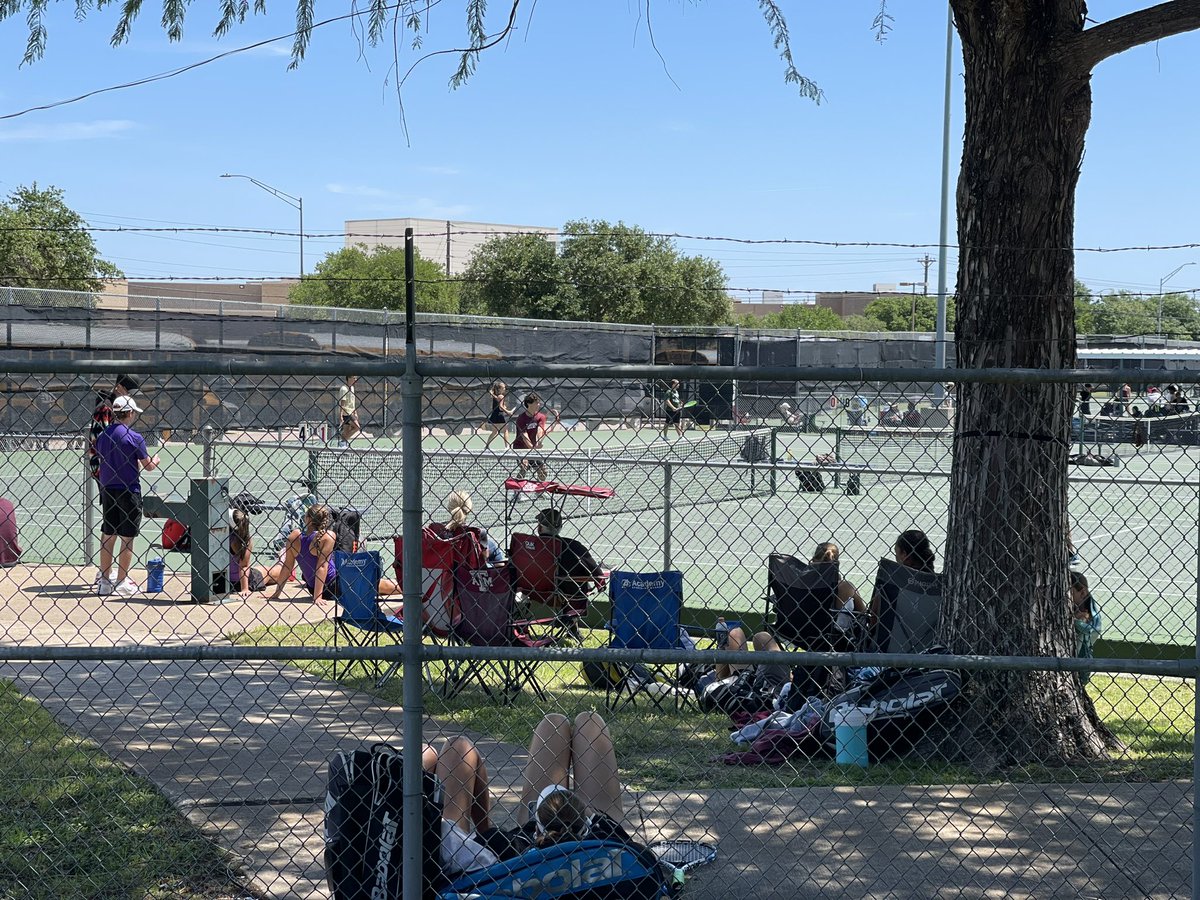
[447,566,555,703]
[508,532,607,640]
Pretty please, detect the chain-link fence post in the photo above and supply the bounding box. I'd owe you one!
[1193,488,1200,897]
[201,425,214,478]
[663,460,673,571]
[82,430,94,564]
[400,227,426,900]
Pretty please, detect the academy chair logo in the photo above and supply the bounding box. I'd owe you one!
[620,577,667,590]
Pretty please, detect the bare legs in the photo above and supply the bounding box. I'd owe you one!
[517,712,622,826]
[715,626,782,680]
[99,534,134,585]
[424,736,492,834]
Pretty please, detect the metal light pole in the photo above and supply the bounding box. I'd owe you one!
[934,4,956,400]
[1157,262,1196,336]
[220,174,305,277]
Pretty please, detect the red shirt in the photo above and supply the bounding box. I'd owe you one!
[514,411,546,449]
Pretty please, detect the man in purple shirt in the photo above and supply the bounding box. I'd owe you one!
[95,395,160,597]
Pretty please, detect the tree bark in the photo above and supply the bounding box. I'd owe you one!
[943,0,1118,765]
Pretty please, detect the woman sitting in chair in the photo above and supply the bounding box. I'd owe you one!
[535,508,604,608]
[810,541,867,640]
[443,490,505,565]
[424,712,645,880]
[869,528,936,627]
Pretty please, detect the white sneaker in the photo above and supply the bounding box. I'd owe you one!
[113,578,140,598]
[97,577,115,597]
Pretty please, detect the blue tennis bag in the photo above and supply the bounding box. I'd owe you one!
[439,838,671,899]
[326,743,671,900]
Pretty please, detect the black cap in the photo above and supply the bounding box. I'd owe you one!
[116,375,141,393]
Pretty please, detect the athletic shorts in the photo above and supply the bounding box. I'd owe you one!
[341,414,356,426]
[487,411,506,425]
[100,488,142,538]
[665,409,682,424]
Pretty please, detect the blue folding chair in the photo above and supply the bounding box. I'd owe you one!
[333,550,404,686]
[607,569,684,709]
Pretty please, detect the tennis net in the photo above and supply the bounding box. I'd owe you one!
[835,426,953,481]
[230,428,774,539]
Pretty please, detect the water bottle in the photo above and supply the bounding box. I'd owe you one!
[714,616,729,651]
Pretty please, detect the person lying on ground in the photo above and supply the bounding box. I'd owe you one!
[425,711,643,881]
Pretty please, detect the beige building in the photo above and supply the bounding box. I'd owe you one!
[96,279,297,311]
[343,218,556,276]
[815,292,880,318]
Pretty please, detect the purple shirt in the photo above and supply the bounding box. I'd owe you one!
[298,530,337,593]
[96,423,149,492]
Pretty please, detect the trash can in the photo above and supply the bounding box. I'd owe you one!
[146,557,166,593]
[829,706,874,768]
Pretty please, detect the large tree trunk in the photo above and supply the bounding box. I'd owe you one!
[943,1,1118,766]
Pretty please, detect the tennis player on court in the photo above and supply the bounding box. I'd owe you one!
[514,392,549,481]
[337,375,360,448]
[664,379,685,438]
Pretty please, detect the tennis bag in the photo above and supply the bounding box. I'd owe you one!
[815,661,963,760]
[325,744,444,900]
[439,836,671,900]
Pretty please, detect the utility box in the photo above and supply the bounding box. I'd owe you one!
[144,477,230,603]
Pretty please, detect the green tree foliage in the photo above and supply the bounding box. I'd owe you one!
[841,313,888,332]
[459,233,579,320]
[1074,280,1095,334]
[1087,289,1200,339]
[288,244,458,313]
[460,220,731,326]
[559,220,731,326]
[863,294,955,331]
[0,184,122,293]
[738,303,845,330]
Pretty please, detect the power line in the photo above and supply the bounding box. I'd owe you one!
[2,223,1199,255]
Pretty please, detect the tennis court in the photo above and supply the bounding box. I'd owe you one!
[8,411,1195,649]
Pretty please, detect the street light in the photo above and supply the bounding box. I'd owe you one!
[1157,262,1196,335]
[220,174,304,278]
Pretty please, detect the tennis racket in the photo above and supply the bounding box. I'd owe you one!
[681,400,699,410]
[648,839,717,873]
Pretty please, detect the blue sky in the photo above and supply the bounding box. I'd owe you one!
[1,2,1198,303]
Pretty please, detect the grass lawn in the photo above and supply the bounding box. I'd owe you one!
[234,622,1195,788]
[0,681,254,900]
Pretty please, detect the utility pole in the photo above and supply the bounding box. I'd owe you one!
[446,221,452,276]
[918,255,935,296]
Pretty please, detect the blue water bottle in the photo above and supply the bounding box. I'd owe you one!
[146,557,165,593]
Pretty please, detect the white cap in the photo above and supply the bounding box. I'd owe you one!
[113,395,143,413]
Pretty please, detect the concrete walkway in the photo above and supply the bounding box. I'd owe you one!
[0,565,1192,898]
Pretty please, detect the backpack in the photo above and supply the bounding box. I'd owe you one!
[582,661,658,693]
[331,508,362,554]
[325,744,444,900]
[161,519,190,553]
[739,433,768,463]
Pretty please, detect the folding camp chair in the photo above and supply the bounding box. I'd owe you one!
[508,532,607,641]
[446,566,556,704]
[607,569,685,710]
[393,528,461,639]
[763,554,863,698]
[868,558,942,654]
[332,550,403,686]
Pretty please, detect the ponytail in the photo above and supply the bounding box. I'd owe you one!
[446,490,473,531]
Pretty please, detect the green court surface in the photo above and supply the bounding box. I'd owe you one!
[6,422,1196,648]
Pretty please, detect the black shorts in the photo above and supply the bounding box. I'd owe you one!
[666,409,682,424]
[341,414,356,426]
[100,488,142,538]
[487,411,506,425]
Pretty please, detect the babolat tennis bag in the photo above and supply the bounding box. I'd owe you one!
[738,433,769,463]
[325,744,444,900]
[815,659,963,760]
[438,837,671,899]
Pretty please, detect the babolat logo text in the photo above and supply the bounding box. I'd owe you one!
[620,577,667,590]
[842,683,950,718]
[371,811,398,900]
[508,848,627,896]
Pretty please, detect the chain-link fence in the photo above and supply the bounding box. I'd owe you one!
[0,354,1196,899]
